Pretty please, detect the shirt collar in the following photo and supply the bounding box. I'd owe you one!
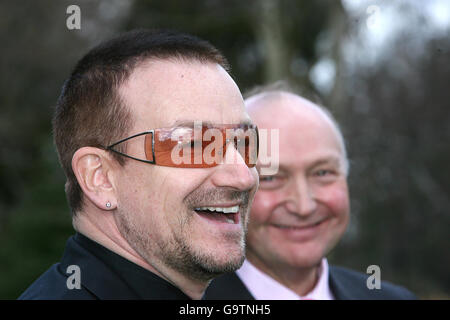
[236,258,335,300]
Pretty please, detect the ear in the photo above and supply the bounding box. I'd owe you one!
[72,147,117,211]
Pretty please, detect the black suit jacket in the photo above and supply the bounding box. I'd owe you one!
[204,266,416,300]
[18,233,190,300]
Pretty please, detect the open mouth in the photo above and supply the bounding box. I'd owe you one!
[194,206,240,224]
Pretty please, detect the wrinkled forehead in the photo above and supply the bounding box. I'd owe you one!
[119,59,250,131]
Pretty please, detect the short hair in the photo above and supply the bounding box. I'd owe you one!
[53,29,229,216]
[244,80,350,175]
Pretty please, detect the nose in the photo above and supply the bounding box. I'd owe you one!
[285,177,317,217]
[210,142,258,191]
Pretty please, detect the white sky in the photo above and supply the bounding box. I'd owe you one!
[310,0,450,94]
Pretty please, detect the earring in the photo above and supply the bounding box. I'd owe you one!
[106,202,111,208]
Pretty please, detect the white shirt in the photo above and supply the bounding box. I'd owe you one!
[236,258,335,300]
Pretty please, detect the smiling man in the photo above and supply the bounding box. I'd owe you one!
[205,83,416,300]
[19,29,258,300]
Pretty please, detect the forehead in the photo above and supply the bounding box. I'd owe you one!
[250,95,344,168]
[119,59,250,131]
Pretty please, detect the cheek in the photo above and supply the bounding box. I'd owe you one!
[117,166,187,224]
[116,168,144,208]
[155,170,200,220]
[116,168,162,230]
[249,190,280,225]
[320,182,350,222]
[155,168,218,231]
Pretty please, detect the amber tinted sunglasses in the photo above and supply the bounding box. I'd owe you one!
[106,123,259,168]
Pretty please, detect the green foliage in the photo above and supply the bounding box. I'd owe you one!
[0,138,73,299]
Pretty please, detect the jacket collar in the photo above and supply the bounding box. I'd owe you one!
[59,233,191,299]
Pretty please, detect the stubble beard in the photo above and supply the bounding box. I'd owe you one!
[116,189,250,283]
[168,187,250,281]
[160,220,247,282]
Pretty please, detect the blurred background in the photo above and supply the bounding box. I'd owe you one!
[0,0,449,299]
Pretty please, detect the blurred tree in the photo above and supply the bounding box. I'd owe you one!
[0,0,130,298]
[124,0,334,91]
[333,33,450,297]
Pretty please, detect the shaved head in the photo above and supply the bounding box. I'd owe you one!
[246,90,349,175]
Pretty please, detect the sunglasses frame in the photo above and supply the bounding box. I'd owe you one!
[107,130,156,165]
[105,124,258,168]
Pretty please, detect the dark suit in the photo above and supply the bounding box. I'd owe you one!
[18,233,190,299]
[204,266,416,300]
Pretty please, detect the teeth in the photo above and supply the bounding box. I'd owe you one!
[195,205,239,213]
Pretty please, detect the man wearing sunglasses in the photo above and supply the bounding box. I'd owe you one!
[205,83,415,300]
[19,29,259,300]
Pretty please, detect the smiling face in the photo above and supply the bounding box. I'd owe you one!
[246,93,350,273]
[113,59,258,281]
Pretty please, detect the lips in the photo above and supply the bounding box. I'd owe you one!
[270,218,330,241]
[193,205,241,224]
[273,218,326,230]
